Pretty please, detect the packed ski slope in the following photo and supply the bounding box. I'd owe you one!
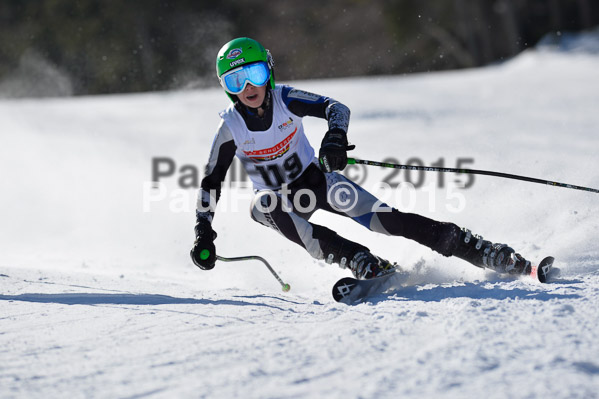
[1,32,599,398]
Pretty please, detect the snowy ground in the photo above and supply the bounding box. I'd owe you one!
[1,32,599,398]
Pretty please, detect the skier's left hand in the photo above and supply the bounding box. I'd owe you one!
[319,128,355,172]
[191,218,217,270]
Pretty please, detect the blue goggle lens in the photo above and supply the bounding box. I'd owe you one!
[221,62,270,94]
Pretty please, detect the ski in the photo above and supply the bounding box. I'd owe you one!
[332,268,400,305]
[529,256,555,283]
[332,256,555,304]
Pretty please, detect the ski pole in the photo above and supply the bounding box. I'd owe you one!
[348,158,599,194]
[216,254,291,292]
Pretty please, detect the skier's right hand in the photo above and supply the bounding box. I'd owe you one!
[190,218,217,270]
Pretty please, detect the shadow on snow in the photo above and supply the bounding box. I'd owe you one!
[0,292,287,309]
[367,280,582,304]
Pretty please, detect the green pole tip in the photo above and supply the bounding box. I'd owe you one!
[199,249,211,260]
[282,283,291,292]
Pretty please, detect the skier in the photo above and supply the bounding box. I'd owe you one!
[190,37,533,280]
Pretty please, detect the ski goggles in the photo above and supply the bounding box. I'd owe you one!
[220,61,270,95]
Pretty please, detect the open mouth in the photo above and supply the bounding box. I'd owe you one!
[246,94,258,101]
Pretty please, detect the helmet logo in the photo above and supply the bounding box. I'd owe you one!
[229,58,245,67]
[226,48,243,59]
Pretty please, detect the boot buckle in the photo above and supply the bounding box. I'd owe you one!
[339,257,348,269]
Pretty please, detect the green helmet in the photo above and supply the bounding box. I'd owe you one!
[216,37,275,101]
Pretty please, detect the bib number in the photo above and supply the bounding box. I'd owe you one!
[256,153,303,187]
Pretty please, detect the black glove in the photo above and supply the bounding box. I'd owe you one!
[318,128,355,173]
[190,218,217,270]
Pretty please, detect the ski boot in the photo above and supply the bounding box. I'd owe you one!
[320,229,395,280]
[450,227,531,276]
[349,251,396,280]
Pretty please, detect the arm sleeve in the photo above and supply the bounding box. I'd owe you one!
[197,120,237,222]
[281,86,350,133]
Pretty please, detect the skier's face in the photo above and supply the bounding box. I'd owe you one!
[238,83,266,108]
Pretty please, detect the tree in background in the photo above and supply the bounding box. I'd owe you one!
[0,0,597,97]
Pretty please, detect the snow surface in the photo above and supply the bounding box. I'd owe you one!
[1,33,599,398]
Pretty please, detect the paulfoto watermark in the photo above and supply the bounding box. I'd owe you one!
[142,180,253,213]
[143,156,474,214]
[142,179,468,215]
[343,157,476,189]
[149,156,476,189]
